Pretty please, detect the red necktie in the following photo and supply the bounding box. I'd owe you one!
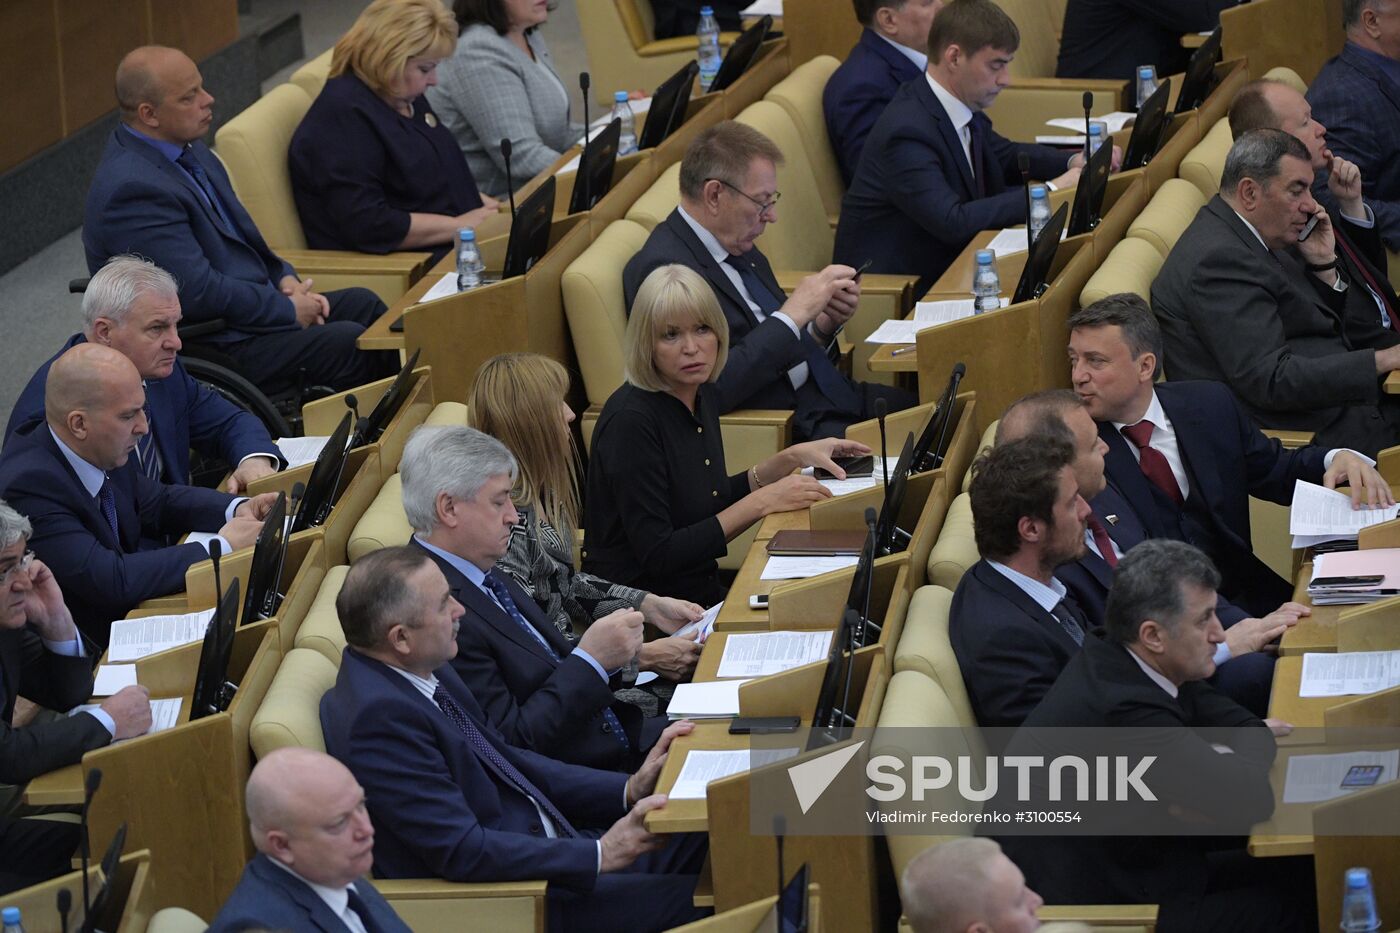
[1120,420,1184,506]
[1087,515,1118,568]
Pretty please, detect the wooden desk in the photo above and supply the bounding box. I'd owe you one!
[1267,656,1351,734]
[359,253,451,351]
[1386,371,1400,394]
[1180,32,1208,48]
[715,541,785,631]
[647,722,753,833]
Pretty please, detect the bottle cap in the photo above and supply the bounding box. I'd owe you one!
[2,907,20,924]
[1090,124,1103,135]
[1139,66,1154,78]
[1030,185,1047,198]
[975,249,994,264]
[459,228,475,241]
[1347,867,1373,889]
[615,91,629,103]
[701,6,714,14]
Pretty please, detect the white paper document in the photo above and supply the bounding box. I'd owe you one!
[865,299,1009,343]
[803,456,893,495]
[1283,749,1400,803]
[1299,650,1400,697]
[415,271,461,305]
[1046,111,1136,133]
[760,555,861,580]
[667,679,752,720]
[106,608,216,663]
[716,631,833,678]
[1289,480,1399,537]
[69,696,183,740]
[669,747,800,799]
[864,319,941,345]
[740,0,783,16]
[275,435,330,469]
[673,602,722,643]
[91,664,139,697]
[985,226,1068,259]
[1036,135,1088,146]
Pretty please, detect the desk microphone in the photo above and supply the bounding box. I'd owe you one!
[875,398,889,491]
[209,539,223,610]
[1018,152,1033,254]
[57,887,71,933]
[344,393,363,448]
[500,140,517,217]
[579,72,593,210]
[79,768,103,929]
[773,814,787,896]
[1082,91,1094,161]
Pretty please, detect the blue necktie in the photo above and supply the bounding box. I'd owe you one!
[483,572,631,752]
[134,402,161,482]
[722,254,862,413]
[175,148,240,238]
[431,682,578,837]
[345,886,384,933]
[97,478,119,542]
[1050,599,1085,647]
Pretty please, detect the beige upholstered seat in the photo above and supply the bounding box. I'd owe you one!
[962,420,998,493]
[250,646,339,756]
[892,585,978,736]
[289,48,334,97]
[763,56,844,224]
[624,163,682,232]
[346,475,410,564]
[926,493,978,590]
[292,566,351,668]
[1126,178,1209,258]
[424,401,470,428]
[1177,118,1233,201]
[146,908,209,933]
[1080,236,1165,306]
[576,0,738,107]
[1262,66,1307,94]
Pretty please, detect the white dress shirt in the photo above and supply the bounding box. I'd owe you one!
[1125,646,1179,699]
[266,858,369,933]
[926,72,975,175]
[874,31,929,71]
[987,560,1069,612]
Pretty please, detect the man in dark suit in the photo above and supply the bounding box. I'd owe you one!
[0,499,151,894]
[208,747,412,933]
[1228,79,1400,328]
[398,425,666,772]
[5,256,285,494]
[0,345,276,644]
[321,546,708,932]
[949,437,1092,729]
[996,387,1300,716]
[1308,0,1400,249]
[1152,129,1400,456]
[997,540,1315,933]
[624,121,915,441]
[823,0,942,185]
[1068,292,1392,621]
[1055,0,1237,83]
[834,0,1105,298]
[84,46,395,396]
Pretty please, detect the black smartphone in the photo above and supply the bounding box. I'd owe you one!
[1341,764,1385,788]
[854,259,873,280]
[1311,575,1385,588]
[1298,212,1321,242]
[729,716,800,735]
[389,314,405,332]
[815,455,875,480]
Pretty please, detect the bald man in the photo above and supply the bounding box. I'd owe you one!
[0,344,276,644]
[207,748,410,933]
[900,839,1047,933]
[83,45,396,397]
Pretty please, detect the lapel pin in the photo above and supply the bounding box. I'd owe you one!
[1105,514,1119,525]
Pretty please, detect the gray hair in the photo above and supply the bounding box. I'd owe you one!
[1104,539,1220,645]
[399,425,518,534]
[1220,128,1312,195]
[0,500,32,549]
[1344,0,1393,29]
[82,255,179,333]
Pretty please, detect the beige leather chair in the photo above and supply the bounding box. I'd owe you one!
[290,48,334,97]
[926,492,978,590]
[763,56,845,225]
[348,475,412,564]
[213,84,430,306]
[1080,237,1165,306]
[577,0,738,108]
[1262,65,1307,94]
[1126,178,1208,258]
[892,585,978,731]
[1177,117,1233,201]
[147,908,209,933]
[962,420,998,493]
[293,566,351,668]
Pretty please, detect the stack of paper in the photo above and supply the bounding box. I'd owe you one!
[1045,112,1136,134]
[716,631,833,678]
[739,0,783,17]
[984,226,1068,259]
[669,747,799,799]
[1036,135,1089,146]
[799,456,893,495]
[1283,749,1400,803]
[667,679,751,720]
[1307,549,1400,604]
[1299,650,1400,697]
[69,696,183,741]
[863,300,1010,344]
[91,665,139,696]
[415,271,461,305]
[107,608,216,662]
[760,555,860,580]
[1289,480,1400,548]
[275,436,330,469]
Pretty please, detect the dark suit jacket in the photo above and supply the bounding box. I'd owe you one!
[623,209,859,438]
[833,76,1072,298]
[0,626,107,785]
[948,559,1085,729]
[1097,382,1325,615]
[0,425,233,643]
[823,29,923,185]
[1055,0,1235,82]
[1151,196,1400,455]
[999,635,1275,908]
[4,334,284,484]
[412,539,649,771]
[206,854,411,933]
[83,128,298,345]
[1308,43,1400,249]
[321,649,626,889]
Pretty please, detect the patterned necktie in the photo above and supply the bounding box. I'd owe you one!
[97,478,119,541]
[432,682,578,837]
[1050,599,1085,647]
[134,402,161,482]
[175,148,239,236]
[1086,514,1118,568]
[1120,420,1184,506]
[1335,231,1397,330]
[483,572,631,752]
[344,887,383,933]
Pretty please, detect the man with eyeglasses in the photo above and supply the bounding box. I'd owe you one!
[623,120,916,442]
[0,498,151,894]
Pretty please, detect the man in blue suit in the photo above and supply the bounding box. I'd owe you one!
[321,546,708,933]
[83,46,396,396]
[0,345,276,644]
[1308,0,1400,250]
[208,747,411,933]
[823,0,943,186]
[1068,293,1393,619]
[6,256,285,494]
[834,0,1108,298]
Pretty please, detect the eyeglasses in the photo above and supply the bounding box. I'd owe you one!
[0,551,34,586]
[709,178,781,216]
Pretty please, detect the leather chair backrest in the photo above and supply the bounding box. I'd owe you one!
[249,646,340,757]
[893,585,979,735]
[562,219,653,407]
[734,100,835,271]
[213,82,314,251]
[1126,178,1208,258]
[289,48,334,98]
[962,420,998,494]
[626,162,683,231]
[293,565,352,667]
[146,908,210,933]
[926,492,978,590]
[1263,65,1307,94]
[1079,236,1164,306]
[347,474,410,565]
[998,0,1062,78]
[616,0,653,48]
[764,56,845,222]
[1178,117,1233,201]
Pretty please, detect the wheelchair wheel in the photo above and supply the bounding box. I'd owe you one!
[181,356,294,440]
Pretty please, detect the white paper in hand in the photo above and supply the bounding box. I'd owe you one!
[1289,480,1399,536]
[92,664,139,696]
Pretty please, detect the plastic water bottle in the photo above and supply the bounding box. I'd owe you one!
[456,228,483,291]
[972,250,1001,313]
[612,92,638,156]
[1028,185,1051,244]
[1088,123,1104,156]
[697,7,722,92]
[1136,65,1158,109]
[1341,867,1382,932]
[2,906,25,933]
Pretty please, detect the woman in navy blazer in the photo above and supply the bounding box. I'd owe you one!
[288,0,500,263]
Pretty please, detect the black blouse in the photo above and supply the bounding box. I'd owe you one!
[582,383,749,606]
[288,74,483,263]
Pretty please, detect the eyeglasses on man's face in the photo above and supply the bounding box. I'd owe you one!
[709,178,781,216]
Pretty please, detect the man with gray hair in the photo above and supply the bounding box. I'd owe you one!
[401,425,667,771]
[900,838,1044,933]
[0,497,151,893]
[1153,127,1400,455]
[5,255,284,494]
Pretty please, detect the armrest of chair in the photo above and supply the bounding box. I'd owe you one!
[1261,428,1315,449]
[638,32,740,57]
[1038,903,1159,928]
[276,248,434,307]
[370,878,547,933]
[1379,445,1400,487]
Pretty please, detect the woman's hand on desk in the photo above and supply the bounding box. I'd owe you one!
[1323,451,1395,508]
[638,595,704,634]
[754,475,832,514]
[100,685,153,740]
[784,437,873,480]
[639,633,702,682]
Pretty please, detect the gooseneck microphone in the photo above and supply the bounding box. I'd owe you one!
[1018,152,1033,253]
[500,139,517,217]
[874,398,889,491]
[345,393,363,448]
[57,886,71,933]
[579,72,593,211]
[79,768,103,928]
[1082,91,1094,161]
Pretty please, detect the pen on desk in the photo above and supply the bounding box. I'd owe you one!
[891,345,917,356]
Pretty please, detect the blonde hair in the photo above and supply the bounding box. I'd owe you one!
[330,0,458,97]
[624,265,729,392]
[468,353,581,534]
